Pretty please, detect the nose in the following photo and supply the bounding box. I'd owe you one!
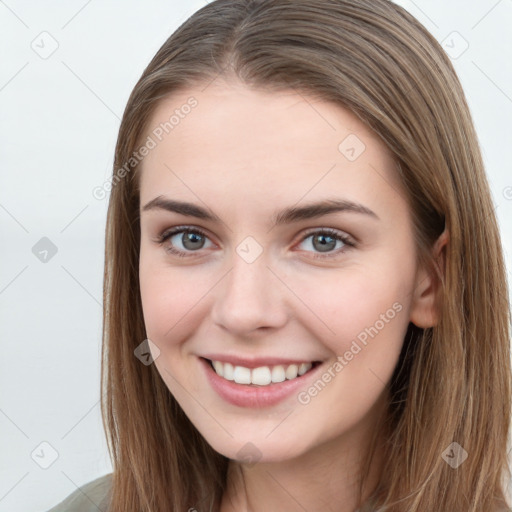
[210,251,288,337]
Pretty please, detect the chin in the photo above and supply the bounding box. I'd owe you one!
[201,431,311,464]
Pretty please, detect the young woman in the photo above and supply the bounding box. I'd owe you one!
[48,0,511,511]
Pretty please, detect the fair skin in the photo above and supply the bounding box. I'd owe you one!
[138,79,440,512]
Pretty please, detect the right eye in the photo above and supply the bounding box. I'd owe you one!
[156,226,214,257]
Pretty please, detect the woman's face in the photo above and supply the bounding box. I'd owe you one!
[138,80,430,463]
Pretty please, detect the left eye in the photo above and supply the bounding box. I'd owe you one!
[297,229,354,257]
[156,227,354,259]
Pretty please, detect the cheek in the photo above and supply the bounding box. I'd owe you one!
[139,264,169,340]
[290,263,414,404]
[292,264,412,366]
[290,268,412,435]
[138,257,212,347]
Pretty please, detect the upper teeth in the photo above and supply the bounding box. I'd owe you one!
[211,360,313,386]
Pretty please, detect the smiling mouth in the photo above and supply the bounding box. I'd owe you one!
[202,357,322,387]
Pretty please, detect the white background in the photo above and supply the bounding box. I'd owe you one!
[1,1,511,511]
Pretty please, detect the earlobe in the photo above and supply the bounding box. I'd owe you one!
[409,229,449,328]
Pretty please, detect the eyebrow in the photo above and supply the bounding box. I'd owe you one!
[141,195,379,226]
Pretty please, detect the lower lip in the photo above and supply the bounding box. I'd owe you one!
[199,357,324,408]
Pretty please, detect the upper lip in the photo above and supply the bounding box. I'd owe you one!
[200,354,323,369]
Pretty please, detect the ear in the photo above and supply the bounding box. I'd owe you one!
[409,229,449,328]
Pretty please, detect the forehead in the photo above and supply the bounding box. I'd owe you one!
[138,80,403,213]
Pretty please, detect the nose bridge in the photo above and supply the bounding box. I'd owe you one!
[211,245,286,334]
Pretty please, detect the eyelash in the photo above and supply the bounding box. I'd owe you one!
[155,226,355,260]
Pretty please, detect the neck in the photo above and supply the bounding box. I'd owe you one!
[220,401,387,512]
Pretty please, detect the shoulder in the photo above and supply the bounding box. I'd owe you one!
[46,473,113,512]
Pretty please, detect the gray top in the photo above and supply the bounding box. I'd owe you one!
[46,473,112,512]
[46,472,379,511]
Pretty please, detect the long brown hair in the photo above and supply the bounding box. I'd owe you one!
[100,1,512,510]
